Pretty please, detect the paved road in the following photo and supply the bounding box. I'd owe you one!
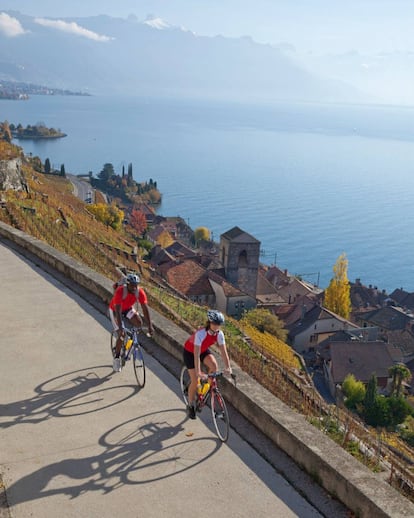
[67,174,94,203]
[0,240,347,518]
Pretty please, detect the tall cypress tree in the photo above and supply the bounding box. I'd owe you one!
[44,158,51,174]
[127,163,133,186]
[363,373,379,425]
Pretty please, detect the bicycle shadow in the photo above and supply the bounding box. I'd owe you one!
[0,365,139,428]
[6,409,220,506]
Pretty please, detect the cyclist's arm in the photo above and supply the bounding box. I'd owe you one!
[219,342,232,375]
[141,302,153,334]
[194,344,203,378]
[114,303,124,331]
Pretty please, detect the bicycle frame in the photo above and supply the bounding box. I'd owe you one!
[111,326,146,388]
[180,368,231,442]
[123,327,141,360]
[195,375,217,410]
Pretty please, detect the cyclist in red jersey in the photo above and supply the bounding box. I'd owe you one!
[109,273,153,372]
[183,309,232,419]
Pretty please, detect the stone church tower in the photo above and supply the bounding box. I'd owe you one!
[220,226,260,298]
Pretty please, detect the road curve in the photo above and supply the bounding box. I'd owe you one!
[0,240,344,518]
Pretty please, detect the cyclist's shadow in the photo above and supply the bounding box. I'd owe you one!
[6,409,220,505]
[0,365,139,428]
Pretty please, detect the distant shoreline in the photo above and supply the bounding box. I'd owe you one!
[15,133,67,140]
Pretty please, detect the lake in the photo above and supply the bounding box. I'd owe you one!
[1,94,414,292]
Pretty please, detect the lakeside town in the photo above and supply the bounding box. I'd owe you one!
[0,79,90,100]
[70,162,414,413]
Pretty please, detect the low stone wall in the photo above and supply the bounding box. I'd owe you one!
[1,220,413,518]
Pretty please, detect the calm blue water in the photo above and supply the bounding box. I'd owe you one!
[1,94,414,292]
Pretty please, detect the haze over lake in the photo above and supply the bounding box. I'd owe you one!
[2,94,414,292]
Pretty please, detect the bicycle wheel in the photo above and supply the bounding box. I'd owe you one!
[180,365,190,405]
[211,390,230,442]
[133,344,146,388]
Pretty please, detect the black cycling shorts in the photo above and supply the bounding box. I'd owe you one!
[183,348,212,369]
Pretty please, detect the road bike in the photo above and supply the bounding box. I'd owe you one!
[180,366,235,442]
[110,327,146,387]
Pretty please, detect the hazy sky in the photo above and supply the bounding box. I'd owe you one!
[3,0,414,55]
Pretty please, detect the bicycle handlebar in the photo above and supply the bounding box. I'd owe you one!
[124,326,143,335]
[202,371,237,385]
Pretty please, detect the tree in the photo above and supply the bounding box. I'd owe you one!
[194,226,210,244]
[342,373,366,410]
[44,158,51,174]
[2,121,12,143]
[324,252,351,319]
[88,203,124,230]
[98,163,115,183]
[389,364,411,397]
[241,308,287,341]
[129,209,147,236]
[60,164,66,177]
[157,230,174,248]
[387,397,413,428]
[106,203,124,231]
[127,163,133,186]
[363,373,378,425]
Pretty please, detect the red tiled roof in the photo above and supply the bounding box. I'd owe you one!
[158,259,214,297]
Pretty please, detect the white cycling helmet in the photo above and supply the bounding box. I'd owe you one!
[126,273,140,285]
[207,309,225,325]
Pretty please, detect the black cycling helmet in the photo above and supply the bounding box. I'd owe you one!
[207,309,225,325]
[126,273,140,285]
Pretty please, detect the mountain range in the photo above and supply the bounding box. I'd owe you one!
[0,10,370,103]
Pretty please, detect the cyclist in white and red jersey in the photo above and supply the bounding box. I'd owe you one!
[183,309,232,419]
[109,273,153,372]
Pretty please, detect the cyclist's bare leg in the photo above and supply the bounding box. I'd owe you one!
[187,367,199,407]
[115,334,123,357]
[128,313,143,329]
[202,353,218,375]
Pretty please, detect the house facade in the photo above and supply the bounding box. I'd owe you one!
[287,305,359,354]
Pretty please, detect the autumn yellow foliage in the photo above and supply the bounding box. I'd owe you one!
[324,252,352,319]
[239,321,300,369]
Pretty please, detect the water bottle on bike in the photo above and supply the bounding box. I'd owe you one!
[197,377,210,397]
[124,337,133,360]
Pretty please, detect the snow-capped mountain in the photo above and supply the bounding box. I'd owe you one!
[0,11,368,102]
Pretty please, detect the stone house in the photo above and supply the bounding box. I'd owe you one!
[147,224,175,247]
[350,278,389,311]
[287,305,359,354]
[156,257,255,316]
[157,258,215,307]
[354,305,414,357]
[207,270,256,318]
[389,288,414,312]
[324,341,404,399]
